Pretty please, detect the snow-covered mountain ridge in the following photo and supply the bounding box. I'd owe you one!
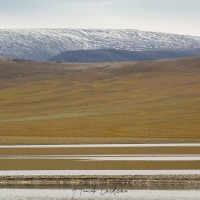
[1,29,200,61]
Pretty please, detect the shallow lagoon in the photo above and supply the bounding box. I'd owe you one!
[1,144,200,199]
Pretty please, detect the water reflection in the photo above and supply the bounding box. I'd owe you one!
[1,188,200,200]
[1,184,200,200]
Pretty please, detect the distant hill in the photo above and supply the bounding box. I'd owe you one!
[1,29,200,61]
[49,49,200,63]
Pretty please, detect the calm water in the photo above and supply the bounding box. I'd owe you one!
[1,188,200,200]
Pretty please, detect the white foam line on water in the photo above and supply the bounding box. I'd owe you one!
[72,157,200,161]
[0,143,200,148]
[0,170,200,176]
[1,155,200,161]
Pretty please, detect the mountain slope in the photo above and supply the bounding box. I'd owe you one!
[0,56,200,144]
[1,29,200,61]
[49,49,200,63]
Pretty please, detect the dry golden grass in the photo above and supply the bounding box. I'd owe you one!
[0,57,200,144]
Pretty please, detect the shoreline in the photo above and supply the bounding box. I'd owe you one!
[1,175,200,186]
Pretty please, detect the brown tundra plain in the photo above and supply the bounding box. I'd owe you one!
[0,56,200,144]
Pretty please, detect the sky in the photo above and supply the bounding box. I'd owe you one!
[0,0,200,36]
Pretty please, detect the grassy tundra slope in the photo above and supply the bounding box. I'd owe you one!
[0,57,200,144]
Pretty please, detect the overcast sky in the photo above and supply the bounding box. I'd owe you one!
[0,0,200,36]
